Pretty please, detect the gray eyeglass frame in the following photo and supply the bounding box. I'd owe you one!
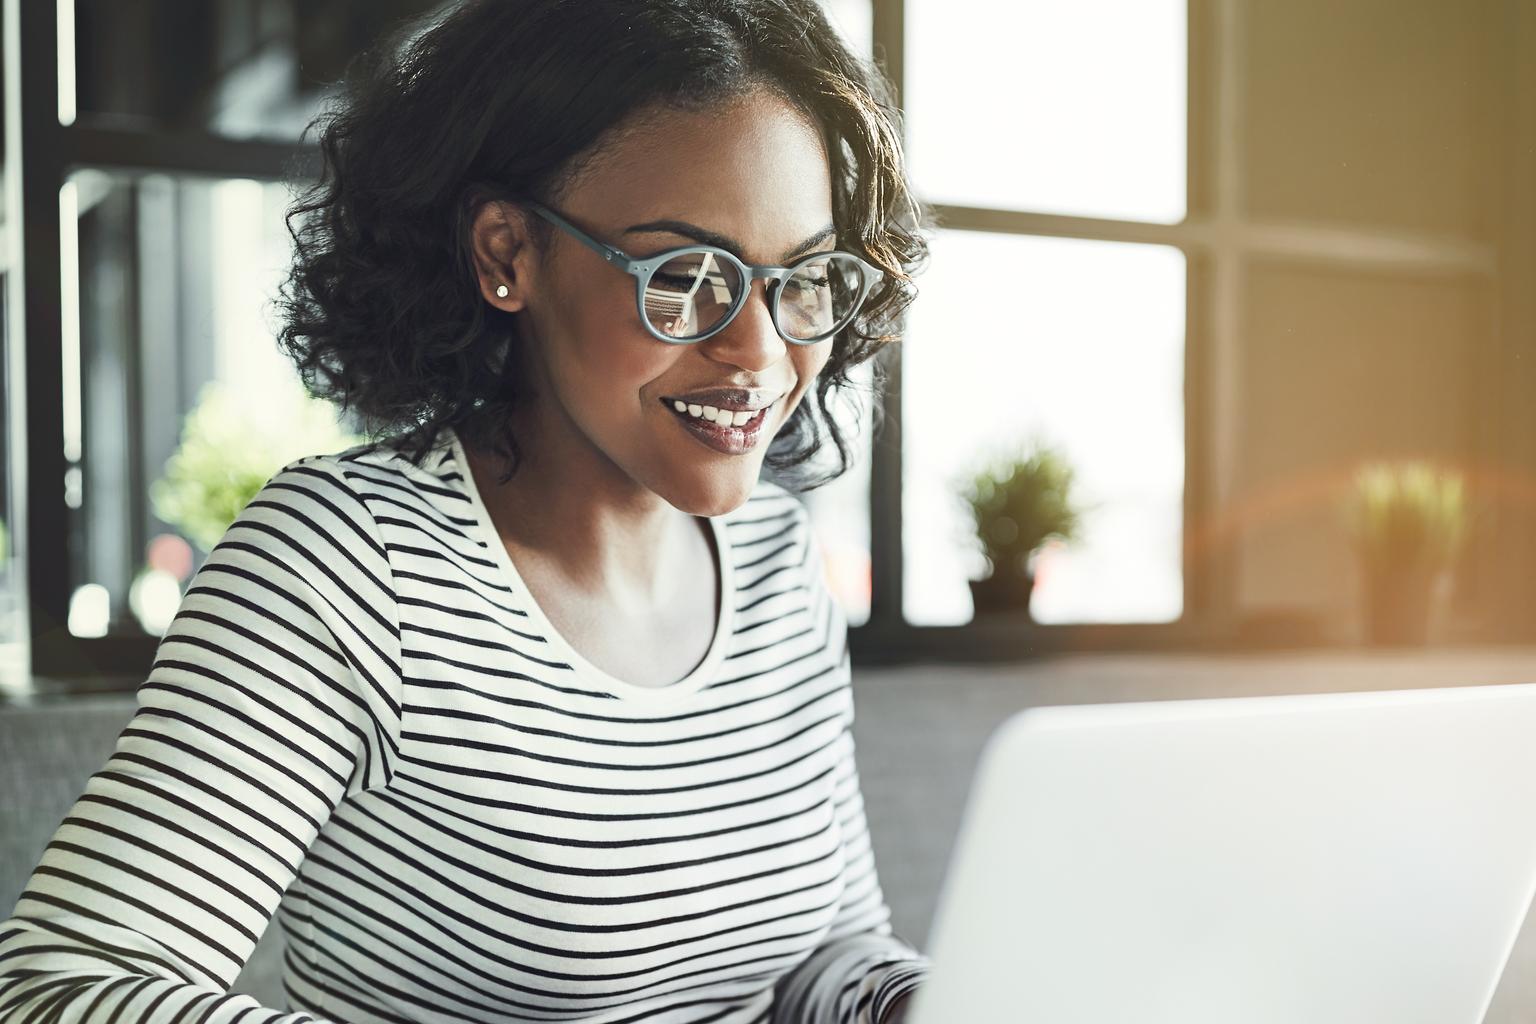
[524,199,884,346]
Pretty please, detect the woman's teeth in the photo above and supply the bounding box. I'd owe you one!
[671,400,756,427]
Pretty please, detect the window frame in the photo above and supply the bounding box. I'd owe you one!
[855,0,1219,659]
[860,0,1507,660]
[6,1,322,684]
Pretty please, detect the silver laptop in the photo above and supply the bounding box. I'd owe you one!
[907,683,1536,1024]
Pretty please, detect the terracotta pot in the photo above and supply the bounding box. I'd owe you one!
[968,570,1036,620]
[1360,563,1443,646]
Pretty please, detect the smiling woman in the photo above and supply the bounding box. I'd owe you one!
[461,93,842,514]
[0,2,933,1024]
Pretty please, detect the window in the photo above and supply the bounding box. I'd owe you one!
[900,0,1189,625]
[903,233,1185,625]
[0,272,21,691]
[0,7,22,692]
[60,170,345,640]
[800,0,875,626]
[905,0,1186,223]
[8,1,447,679]
[799,359,876,627]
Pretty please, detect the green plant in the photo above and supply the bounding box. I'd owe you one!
[958,440,1083,580]
[1346,461,1468,574]
[151,378,364,553]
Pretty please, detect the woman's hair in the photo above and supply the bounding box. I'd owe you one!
[276,0,931,490]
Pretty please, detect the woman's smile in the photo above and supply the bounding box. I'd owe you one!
[662,395,777,455]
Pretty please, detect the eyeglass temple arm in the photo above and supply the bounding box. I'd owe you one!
[524,201,634,268]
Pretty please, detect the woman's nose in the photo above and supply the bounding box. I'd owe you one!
[706,277,787,368]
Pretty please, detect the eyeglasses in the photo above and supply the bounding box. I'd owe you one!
[523,199,885,346]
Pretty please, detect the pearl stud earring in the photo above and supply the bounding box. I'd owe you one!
[495,284,509,298]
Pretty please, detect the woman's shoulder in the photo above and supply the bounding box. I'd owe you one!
[265,430,463,512]
[231,433,462,579]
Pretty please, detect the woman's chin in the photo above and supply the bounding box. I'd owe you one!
[654,467,761,519]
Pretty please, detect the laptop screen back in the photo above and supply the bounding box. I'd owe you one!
[908,683,1536,1024]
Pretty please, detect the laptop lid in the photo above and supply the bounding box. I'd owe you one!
[907,683,1536,1024]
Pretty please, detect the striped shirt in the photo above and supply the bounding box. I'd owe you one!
[0,426,929,1024]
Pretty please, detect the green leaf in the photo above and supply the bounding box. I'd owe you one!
[955,436,1083,572]
[1344,460,1469,573]
[150,378,365,553]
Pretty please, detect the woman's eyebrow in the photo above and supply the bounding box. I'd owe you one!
[624,219,837,261]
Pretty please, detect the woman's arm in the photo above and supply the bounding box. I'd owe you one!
[768,512,930,1024]
[0,458,403,1024]
[766,712,930,1024]
[881,990,915,1023]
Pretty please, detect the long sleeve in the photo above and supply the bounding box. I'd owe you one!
[769,521,931,1024]
[0,457,403,1024]
[768,719,931,1024]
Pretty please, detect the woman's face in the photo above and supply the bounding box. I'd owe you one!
[486,89,838,517]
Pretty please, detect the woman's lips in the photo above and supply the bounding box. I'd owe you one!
[665,400,772,455]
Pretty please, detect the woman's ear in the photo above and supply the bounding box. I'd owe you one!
[471,200,535,312]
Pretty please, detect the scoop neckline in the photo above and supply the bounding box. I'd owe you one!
[444,426,734,704]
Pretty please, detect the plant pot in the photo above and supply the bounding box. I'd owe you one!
[968,570,1036,620]
[1360,563,1444,647]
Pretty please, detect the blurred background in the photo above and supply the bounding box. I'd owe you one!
[2,0,1536,1013]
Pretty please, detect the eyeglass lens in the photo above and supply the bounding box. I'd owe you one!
[642,251,866,342]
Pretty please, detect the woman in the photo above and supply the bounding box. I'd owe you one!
[0,1,931,1021]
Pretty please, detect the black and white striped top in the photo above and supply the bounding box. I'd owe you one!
[0,426,928,1024]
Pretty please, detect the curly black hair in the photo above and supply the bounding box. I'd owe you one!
[276,0,931,490]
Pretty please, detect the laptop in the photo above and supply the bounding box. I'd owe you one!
[905,683,1536,1024]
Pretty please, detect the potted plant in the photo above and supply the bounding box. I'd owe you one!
[957,440,1082,620]
[150,377,363,553]
[1345,461,1468,646]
